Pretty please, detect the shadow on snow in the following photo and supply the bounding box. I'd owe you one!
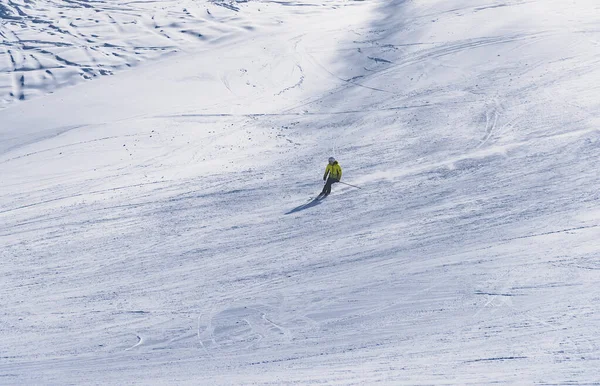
[285,197,324,214]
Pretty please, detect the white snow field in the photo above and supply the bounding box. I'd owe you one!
[1,0,600,384]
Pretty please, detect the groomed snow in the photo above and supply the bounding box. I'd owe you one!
[1,0,599,384]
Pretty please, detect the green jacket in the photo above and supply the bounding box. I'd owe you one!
[324,161,342,181]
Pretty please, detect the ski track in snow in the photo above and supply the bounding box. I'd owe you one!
[1,0,600,384]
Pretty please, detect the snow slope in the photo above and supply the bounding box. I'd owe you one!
[1,0,600,384]
[0,0,268,107]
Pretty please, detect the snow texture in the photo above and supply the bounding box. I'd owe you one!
[1,0,600,384]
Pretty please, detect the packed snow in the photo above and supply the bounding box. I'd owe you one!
[1,0,599,384]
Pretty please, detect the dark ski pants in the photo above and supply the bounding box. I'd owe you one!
[321,177,339,196]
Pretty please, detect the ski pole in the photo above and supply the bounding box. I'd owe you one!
[338,181,362,189]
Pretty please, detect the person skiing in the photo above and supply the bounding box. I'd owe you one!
[319,157,342,197]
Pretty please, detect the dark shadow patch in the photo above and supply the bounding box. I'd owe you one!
[285,196,325,214]
[368,56,392,64]
[464,356,527,363]
[475,4,508,12]
[474,290,520,297]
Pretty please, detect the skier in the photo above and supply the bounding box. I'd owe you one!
[319,157,342,198]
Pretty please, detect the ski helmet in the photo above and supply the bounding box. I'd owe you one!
[328,157,336,163]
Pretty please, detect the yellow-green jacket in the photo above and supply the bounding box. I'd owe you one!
[324,161,342,181]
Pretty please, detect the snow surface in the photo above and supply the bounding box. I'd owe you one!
[1,0,600,384]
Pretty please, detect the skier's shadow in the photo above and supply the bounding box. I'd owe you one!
[285,197,324,215]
